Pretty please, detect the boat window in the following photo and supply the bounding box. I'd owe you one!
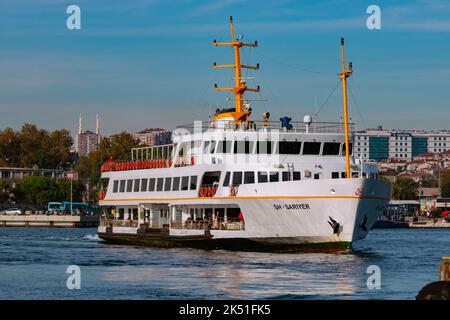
[134,179,140,192]
[209,140,217,153]
[278,141,302,155]
[156,178,164,191]
[173,177,180,191]
[223,172,231,186]
[201,171,221,185]
[164,177,172,191]
[234,141,254,154]
[293,172,301,181]
[113,180,119,193]
[203,141,210,153]
[232,172,243,185]
[141,179,148,191]
[190,176,197,190]
[148,178,156,192]
[322,142,341,156]
[341,172,346,178]
[181,176,189,190]
[302,142,321,155]
[269,172,279,182]
[352,172,359,178]
[256,141,272,154]
[126,179,133,192]
[282,172,290,181]
[332,172,339,179]
[244,171,255,184]
[342,143,353,156]
[314,173,320,180]
[217,140,232,153]
[258,171,268,183]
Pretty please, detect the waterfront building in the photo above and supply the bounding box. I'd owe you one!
[133,128,172,146]
[354,127,450,162]
[75,113,101,156]
[0,167,66,186]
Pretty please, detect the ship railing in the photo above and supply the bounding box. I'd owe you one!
[100,219,139,228]
[198,184,218,197]
[101,159,173,172]
[172,218,245,231]
[176,120,355,134]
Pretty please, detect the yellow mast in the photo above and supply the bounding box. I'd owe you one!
[212,16,260,123]
[339,37,353,178]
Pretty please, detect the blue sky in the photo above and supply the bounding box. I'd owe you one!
[0,0,449,135]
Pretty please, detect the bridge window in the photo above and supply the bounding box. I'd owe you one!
[164,177,172,191]
[148,178,155,192]
[256,141,272,154]
[156,178,164,191]
[282,172,290,181]
[293,172,301,181]
[113,180,119,193]
[234,141,254,154]
[278,141,302,154]
[323,142,341,155]
[181,176,189,190]
[217,140,232,153]
[141,179,148,192]
[133,179,140,192]
[314,173,320,180]
[258,171,268,183]
[232,172,243,185]
[342,143,353,156]
[332,172,339,179]
[223,172,231,186]
[244,171,255,184]
[302,142,321,155]
[173,177,180,191]
[126,179,133,192]
[190,176,198,190]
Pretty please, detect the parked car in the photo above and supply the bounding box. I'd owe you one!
[4,208,23,215]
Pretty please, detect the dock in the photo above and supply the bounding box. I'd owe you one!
[0,215,99,228]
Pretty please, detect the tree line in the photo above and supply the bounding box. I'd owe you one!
[0,123,141,206]
[0,124,73,169]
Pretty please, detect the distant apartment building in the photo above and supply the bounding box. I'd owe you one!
[133,128,172,146]
[75,114,101,156]
[354,126,450,162]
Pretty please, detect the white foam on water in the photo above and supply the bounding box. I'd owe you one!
[83,234,100,241]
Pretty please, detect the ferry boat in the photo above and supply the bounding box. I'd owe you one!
[97,17,392,253]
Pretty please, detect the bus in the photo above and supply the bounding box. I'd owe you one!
[47,202,94,215]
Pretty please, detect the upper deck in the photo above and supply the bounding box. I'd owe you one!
[175,120,355,135]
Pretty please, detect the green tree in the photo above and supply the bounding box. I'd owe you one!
[392,178,419,200]
[13,176,86,207]
[0,179,12,204]
[0,128,20,167]
[75,132,140,193]
[14,175,59,206]
[0,124,73,169]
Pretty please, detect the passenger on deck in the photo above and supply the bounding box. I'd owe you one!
[212,213,220,230]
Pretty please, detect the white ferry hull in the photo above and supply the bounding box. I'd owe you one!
[98,178,391,253]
